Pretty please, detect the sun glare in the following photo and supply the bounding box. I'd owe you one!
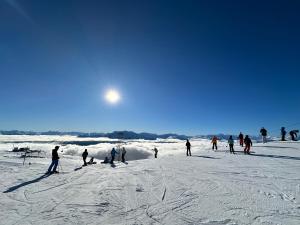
[105,89,121,104]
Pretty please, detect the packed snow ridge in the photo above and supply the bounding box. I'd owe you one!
[0,136,299,225]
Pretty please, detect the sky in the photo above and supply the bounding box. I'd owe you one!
[0,0,299,136]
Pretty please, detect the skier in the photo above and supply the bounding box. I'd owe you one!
[82,149,88,166]
[212,136,218,150]
[110,148,119,164]
[260,127,267,143]
[228,136,235,154]
[186,140,191,156]
[121,147,126,163]
[153,147,158,158]
[281,127,287,141]
[47,146,60,174]
[238,132,244,147]
[289,130,299,141]
[244,135,253,154]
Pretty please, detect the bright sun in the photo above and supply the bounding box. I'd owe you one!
[105,89,121,104]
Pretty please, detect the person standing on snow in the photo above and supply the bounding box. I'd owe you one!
[110,148,119,164]
[47,146,60,174]
[82,149,88,166]
[121,147,126,163]
[289,130,299,141]
[228,136,235,154]
[186,140,191,156]
[281,127,287,141]
[260,127,268,143]
[244,135,253,154]
[238,132,244,147]
[212,136,218,150]
[153,147,158,158]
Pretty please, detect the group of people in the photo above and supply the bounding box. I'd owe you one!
[46,126,298,174]
[185,133,254,156]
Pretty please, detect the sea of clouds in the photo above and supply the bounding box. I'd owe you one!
[0,135,223,161]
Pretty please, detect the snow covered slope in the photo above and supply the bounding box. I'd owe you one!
[1,139,300,225]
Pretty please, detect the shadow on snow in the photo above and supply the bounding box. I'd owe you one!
[250,153,300,161]
[3,174,51,193]
[192,155,220,159]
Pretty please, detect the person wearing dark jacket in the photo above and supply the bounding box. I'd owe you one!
[110,148,119,164]
[260,127,267,143]
[238,132,244,147]
[82,149,88,166]
[281,127,287,141]
[47,146,60,174]
[244,135,253,154]
[186,140,191,156]
[290,130,299,141]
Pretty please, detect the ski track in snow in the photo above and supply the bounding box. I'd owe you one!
[1,138,300,225]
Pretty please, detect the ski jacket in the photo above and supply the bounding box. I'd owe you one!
[244,137,252,146]
[111,149,119,157]
[228,139,234,145]
[211,137,218,144]
[260,128,267,136]
[52,149,59,160]
[82,151,88,159]
[239,134,244,140]
[186,142,191,148]
[121,149,126,155]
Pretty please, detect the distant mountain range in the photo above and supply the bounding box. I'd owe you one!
[0,130,261,141]
[0,130,189,140]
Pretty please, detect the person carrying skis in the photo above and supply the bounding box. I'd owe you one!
[82,149,88,166]
[47,146,60,174]
[289,130,299,141]
[238,132,244,147]
[153,147,158,158]
[186,140,191,156]
[228,136,235,154]
[281,127,287,141]
[244,135,253,154]
[260,127,267,143]
[110,148,119,164]
[121,147,126,163]
[212,136,218,150]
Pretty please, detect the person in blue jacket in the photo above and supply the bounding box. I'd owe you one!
[228,136,235,154]
[110,148,119,164]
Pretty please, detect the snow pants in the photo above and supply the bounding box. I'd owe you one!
[239,138,243,147]
[121,153,126,162]
[212,143,217,150]
[48,159,59,173]
[244,144,251,154]
[262,136,267,143]
[229,144,234,153]
[110,155,115,164]
[83,157,87,166]
[186,147,191,156]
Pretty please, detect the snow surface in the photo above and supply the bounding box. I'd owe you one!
[0,136,300,225]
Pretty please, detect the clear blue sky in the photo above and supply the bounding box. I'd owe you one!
[0,0,299,135]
